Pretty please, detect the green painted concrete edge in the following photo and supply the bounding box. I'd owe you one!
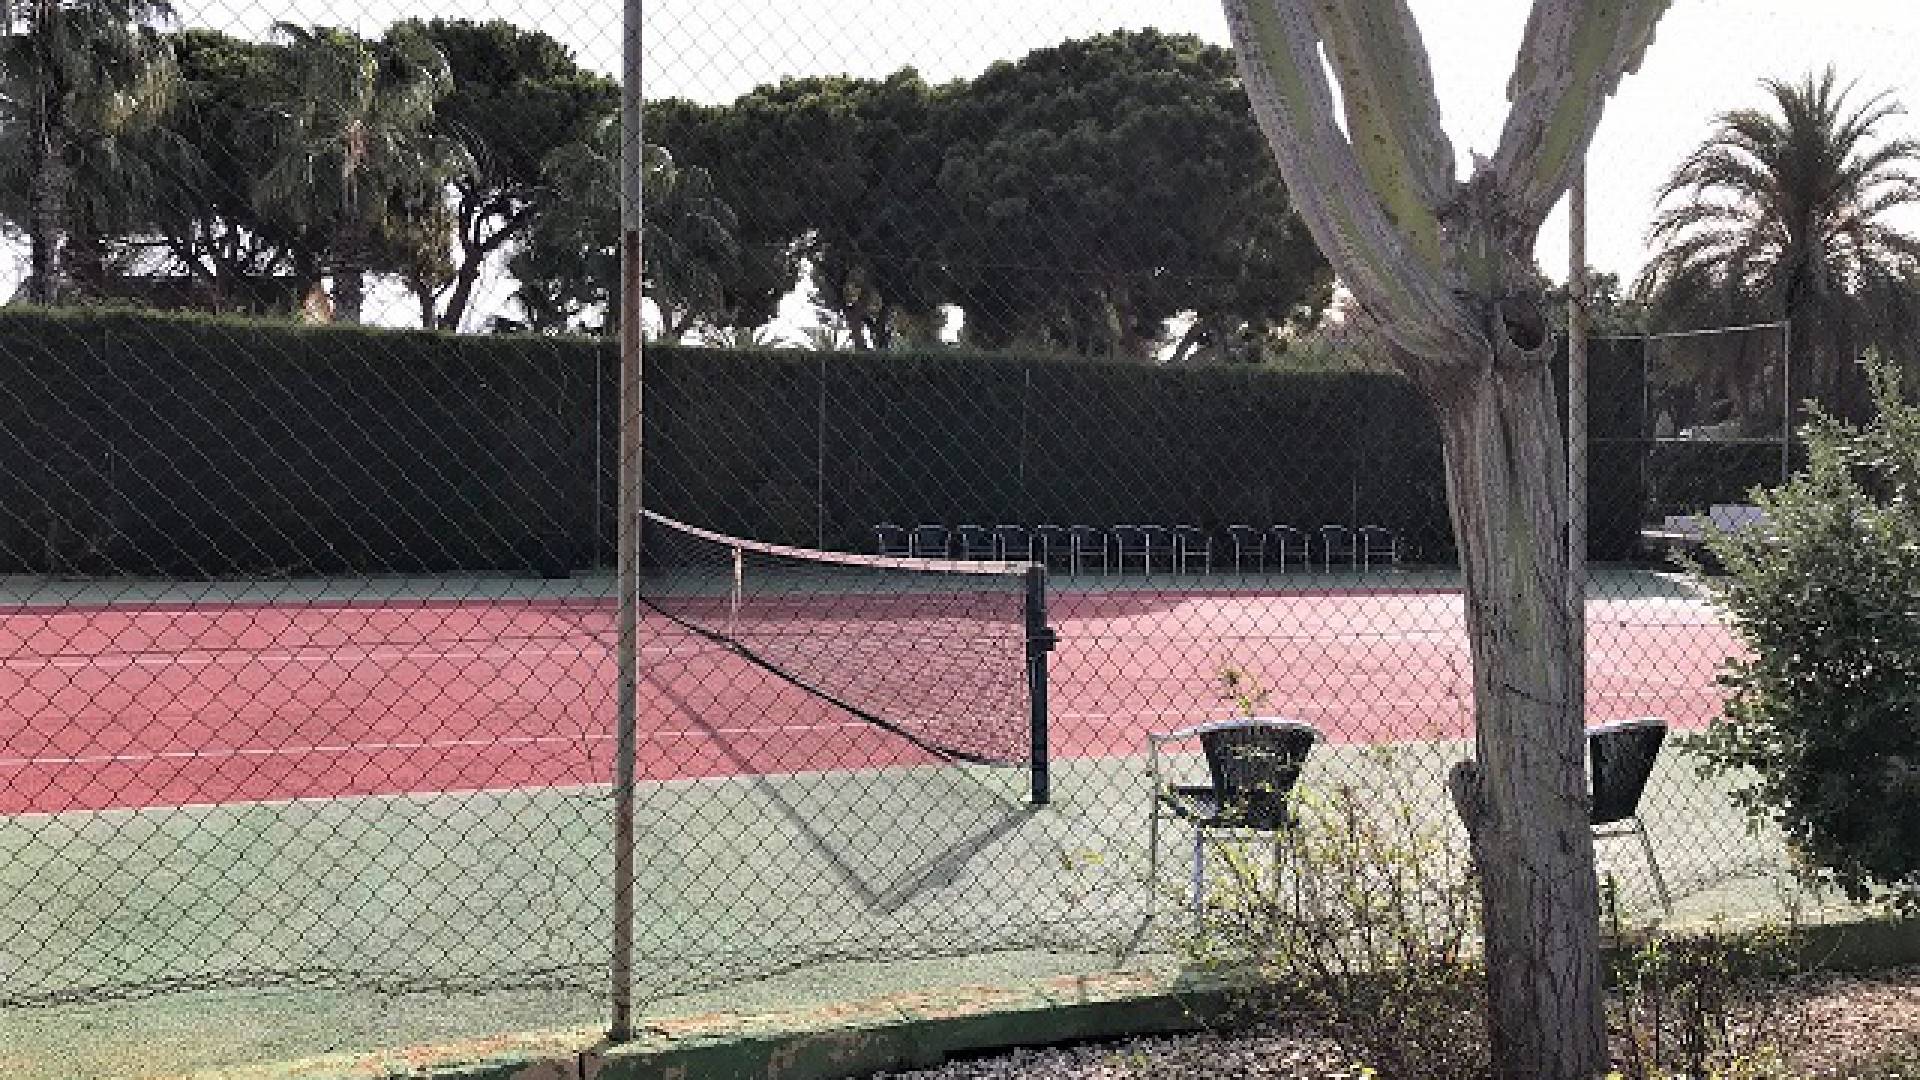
[187,916,1920,1080]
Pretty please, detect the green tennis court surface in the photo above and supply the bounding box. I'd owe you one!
[1,742,1822,1080]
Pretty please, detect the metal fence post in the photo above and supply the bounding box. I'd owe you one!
[610,0,644,1045]
[1569,160,1589,726]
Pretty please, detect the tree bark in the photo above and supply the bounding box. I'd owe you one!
[437,259,482,332]
[414,281,438,331]
[1424,355,1606,1080]
[331,268,366,325]
[867,301,894,351]
[439,200,538,331]
[27,111,72,305]
[1219,3,1668,1076]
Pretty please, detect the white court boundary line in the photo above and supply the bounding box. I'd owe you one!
[1,688,1719,770]
[0,645,668,671]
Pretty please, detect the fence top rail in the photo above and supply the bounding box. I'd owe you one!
[1631,321,1791,342]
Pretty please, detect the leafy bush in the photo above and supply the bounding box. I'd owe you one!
[1182,760,1487,1079]
[1694,358,1920,909]
[1608,922,1806,1080]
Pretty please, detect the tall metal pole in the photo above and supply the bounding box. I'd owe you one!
[1780,320,1793,484]
[609,0,644,1045]
[1567,161,1589,730]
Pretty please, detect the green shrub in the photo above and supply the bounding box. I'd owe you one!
[1609,922,1805,1080]
[1694,357,1920,910]
[1182,763,1487,1080]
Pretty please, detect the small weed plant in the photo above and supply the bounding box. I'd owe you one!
[1185,668,1488,1080]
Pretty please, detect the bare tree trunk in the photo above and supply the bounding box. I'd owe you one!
[413,281,438,331]
[331,268,366,325]
[437,255,485,332]
[867,301,894,351]
[27,117,71,305]
[1425,358,1607,1080]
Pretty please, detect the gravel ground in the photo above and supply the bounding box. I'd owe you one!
[1790,966,1920,1077]
[871,1028,1360,1080]
[868,967,1920,1079]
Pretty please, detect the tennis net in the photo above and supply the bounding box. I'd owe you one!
[638,512,1053,798]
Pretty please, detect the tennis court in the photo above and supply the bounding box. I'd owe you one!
[1,557,1800,1054]
[0,568,1733,815]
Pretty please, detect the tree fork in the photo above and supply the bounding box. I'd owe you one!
[1221,3,1668,1073]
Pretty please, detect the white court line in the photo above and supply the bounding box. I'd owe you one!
[0,644,676,670]
[7,691,1720,768]
[0,781,622,820]
[0,722,875,768]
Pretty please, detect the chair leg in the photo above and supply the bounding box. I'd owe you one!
[1190,831,1206,921]
[1635,818,1673,917]
[1147,800,1161,913]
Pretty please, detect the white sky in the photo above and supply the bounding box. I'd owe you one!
[5,0,1917,327]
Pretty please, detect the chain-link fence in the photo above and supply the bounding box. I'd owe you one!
[0,0,1891,1071]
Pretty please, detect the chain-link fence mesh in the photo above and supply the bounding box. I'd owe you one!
[0,0,1899,1070]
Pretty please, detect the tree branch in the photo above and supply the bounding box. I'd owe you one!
[1493,0,1670,229]
[1224,0,1481,363]
[1312,0,1455,267]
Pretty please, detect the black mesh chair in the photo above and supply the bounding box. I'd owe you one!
[1319,524,1354,571]
[1067,525,1107,576]
[1172,525,1211,574]
[909,524,949,558]
[1227,524,1262,574]
[1267,525,1304,573]
[1139,524,1171,575]
[873,523,910,558]
[1033,524,1065,569]
[1148,718,1319,914]
[1359,525,1398,570]
[1589,717,1672,916]
[1112,524,1148,575]
[956,524,995,560]
[992,524,1031,562]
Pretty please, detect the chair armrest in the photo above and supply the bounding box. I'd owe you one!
[1155,717,1318,743]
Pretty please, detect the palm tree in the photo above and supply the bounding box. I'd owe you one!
[0,0,178,303]
[1638,68,1920,423]
[510,131,736,338]
[254,23,464,323]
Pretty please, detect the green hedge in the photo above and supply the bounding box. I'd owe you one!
[0,308,1650,576]
[643,346,1454,562]
[1558,336,1655,561]
[0,308,599,576]
[1644,441,1798,525]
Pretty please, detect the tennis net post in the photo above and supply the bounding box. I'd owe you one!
[1024,564,1055,806]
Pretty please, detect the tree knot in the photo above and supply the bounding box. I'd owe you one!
[1448,759,1490,869]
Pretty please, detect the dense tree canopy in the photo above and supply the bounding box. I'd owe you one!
[1,19,1331,353]
[630,30,1331,356]
[255,22,465,324]
[142,29,291,305]
[509,127,736,338]
[940,29,1329,359]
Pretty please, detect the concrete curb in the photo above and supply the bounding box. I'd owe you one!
[195,917,1920,1080]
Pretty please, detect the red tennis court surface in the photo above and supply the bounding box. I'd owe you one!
[0,588,1737,813]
